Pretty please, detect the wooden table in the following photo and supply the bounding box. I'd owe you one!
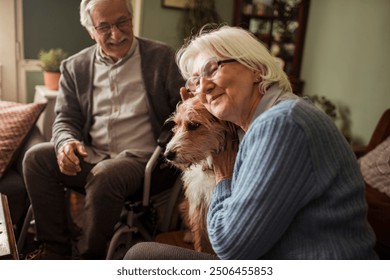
[0,194,18,260]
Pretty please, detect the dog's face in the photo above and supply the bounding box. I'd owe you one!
[164,98,230,170]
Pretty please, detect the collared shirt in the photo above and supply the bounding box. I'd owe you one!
[250,84,298,126]
[234,85,298,141]
[85,38,155,163]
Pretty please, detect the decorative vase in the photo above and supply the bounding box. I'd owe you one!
[43,71,61,91]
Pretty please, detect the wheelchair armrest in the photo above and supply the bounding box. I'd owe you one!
[143,119,176,207]
[143,146,163,207]
[157,120,175,148]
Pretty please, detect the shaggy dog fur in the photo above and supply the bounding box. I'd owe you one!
[164,97,238,253]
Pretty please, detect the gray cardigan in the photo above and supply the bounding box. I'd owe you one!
[52,37,183,153]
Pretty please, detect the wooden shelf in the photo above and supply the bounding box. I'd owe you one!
[233,0,310,95]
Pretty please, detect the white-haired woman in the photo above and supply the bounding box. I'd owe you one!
[125,25,378,260]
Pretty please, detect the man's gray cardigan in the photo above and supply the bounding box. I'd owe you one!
[52,37,183,153]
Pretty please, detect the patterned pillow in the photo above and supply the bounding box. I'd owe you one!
[359,136,390,197]
[0,101,46,178]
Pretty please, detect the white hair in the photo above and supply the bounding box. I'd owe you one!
[80,0,133,32]
[176,25,292,93]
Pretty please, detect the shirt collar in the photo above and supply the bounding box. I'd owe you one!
[96,37,138,65]
[250,84,298,126]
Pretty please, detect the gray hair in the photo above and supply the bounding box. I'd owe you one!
[176,25,292,93]
[80,0,133,32]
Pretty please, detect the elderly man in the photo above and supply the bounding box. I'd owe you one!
[23,0,183,259]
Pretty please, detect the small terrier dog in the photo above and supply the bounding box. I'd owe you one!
[164,97,238,253]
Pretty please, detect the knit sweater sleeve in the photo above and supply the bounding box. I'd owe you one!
[207,105,323,259]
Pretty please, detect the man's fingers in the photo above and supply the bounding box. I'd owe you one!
[57,141,86,175]
[57,151,81,175]
[75,142,88,157]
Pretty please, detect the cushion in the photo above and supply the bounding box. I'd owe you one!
[0,101,46,179]
[359,136,390,259]
[359,136,390,197]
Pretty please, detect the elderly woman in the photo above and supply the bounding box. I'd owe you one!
[125,25,378,260]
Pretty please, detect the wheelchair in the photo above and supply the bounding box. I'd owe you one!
[17,120,184,260]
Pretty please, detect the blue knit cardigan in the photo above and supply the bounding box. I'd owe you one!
[207,95,378,260]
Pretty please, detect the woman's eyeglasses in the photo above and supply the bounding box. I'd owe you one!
[94,17,132,35]
[185,57,236,94]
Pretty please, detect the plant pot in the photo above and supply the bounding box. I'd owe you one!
[43,71,61,91]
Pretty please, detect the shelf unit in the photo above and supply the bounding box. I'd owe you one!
[233,0,310,94]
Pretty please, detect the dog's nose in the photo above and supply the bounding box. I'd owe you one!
[164,150,176,161]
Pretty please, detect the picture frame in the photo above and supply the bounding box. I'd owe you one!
[161,0,189,10]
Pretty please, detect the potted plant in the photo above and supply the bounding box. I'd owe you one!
[38,48,68,90]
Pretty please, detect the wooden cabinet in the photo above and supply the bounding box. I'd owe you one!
[233,0,310,94]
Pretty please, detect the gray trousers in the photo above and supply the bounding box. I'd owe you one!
[23,142,146,259]
[124,242,219,260]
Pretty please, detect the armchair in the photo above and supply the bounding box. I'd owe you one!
[356,108,390,259]
[0,126,44,236]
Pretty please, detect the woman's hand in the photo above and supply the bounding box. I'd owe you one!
[57,140,88,176]
[212,131,239,184]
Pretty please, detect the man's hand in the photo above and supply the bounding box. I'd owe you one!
[57,140,88,176]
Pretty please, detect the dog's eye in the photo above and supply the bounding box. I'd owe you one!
[187,122,200,131]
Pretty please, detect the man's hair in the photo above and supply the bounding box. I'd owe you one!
[176,25,292,93]
[80,0,133,32]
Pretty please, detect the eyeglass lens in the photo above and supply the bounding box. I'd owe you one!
[186,58,221,93]
[202,59,219,79]
[95,18,131,34]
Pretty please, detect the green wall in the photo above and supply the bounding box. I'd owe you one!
[301,0,390,145]
[23,0,94,102]
[23,0,93,59]
[139,0,234,50]
[25,71,44,103]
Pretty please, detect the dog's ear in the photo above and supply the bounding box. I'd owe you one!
[165,114,176,126]
[164,117,175,126]
[180,87,195,101]
[174,100,183,112]
[158,119,177,147]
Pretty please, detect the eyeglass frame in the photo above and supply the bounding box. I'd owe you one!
[93,17,132,35]
[185,57,237,94]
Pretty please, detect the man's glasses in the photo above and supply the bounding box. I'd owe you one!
[93,17,131,35]
[185,57,236,94]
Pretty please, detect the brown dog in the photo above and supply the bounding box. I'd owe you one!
[164,97,238,253]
